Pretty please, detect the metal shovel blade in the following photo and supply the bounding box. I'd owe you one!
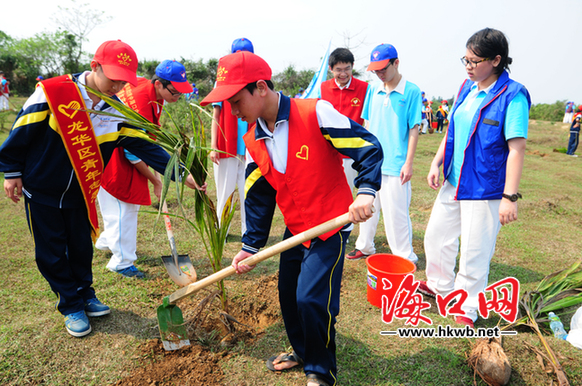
[157,301,190,350]
[161,254,197,287]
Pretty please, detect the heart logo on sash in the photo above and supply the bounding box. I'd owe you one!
[58,101,81,119]
[296,145,309,160]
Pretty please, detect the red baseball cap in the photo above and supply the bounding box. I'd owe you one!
[200,51,271,106]
[93,40,139,86]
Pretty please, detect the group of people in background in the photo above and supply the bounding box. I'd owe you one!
[419,96,449,134]
[0,27,531,386]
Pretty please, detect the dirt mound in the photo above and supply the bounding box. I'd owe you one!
[112,273,281,385]
[111,340,227,386]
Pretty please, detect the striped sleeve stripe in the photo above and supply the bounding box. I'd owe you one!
[322,134,375,150]
[357,187,377,197]
[242,244,259,254]
[13,110,49,130]
[244,167,263,199]
[4,172,22,178]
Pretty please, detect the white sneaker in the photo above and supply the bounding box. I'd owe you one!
[569,154,578,157]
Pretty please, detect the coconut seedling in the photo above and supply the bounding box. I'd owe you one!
[501,260,582,386]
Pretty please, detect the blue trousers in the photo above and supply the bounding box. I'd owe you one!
[567,131,579,155]
[25,199,95,315]
[278,228,349,386]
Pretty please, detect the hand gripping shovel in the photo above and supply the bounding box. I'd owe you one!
[157,212,351,351]
[161,201,197,287]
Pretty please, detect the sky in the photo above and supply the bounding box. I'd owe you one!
[4,0,582,104]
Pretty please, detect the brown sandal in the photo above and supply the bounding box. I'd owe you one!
[306,373,330,386]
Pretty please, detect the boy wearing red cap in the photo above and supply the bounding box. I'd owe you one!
[209,38,254,236]
[96,60,194,278]
[201,51,382,386]
[0,40,198,338]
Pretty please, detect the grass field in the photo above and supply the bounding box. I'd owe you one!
[1,97,581,385]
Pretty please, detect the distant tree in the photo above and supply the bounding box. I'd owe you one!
[530,101,567,122]
[181,58,218,101]
[1,31,83,95]
[272,65,315,97]
[53,0,112,73]
[137,59,160,79]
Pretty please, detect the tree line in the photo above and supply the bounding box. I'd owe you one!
[0,27,315,101]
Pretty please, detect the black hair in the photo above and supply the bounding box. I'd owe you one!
[244,80,275,94]
[151,74,171,86]
[329,48,354,69]
[466,28,512,74]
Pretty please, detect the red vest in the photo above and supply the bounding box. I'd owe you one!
[244,99,353,246]
[320,77,368,125]
[216,100,239,158]
[100,79,161,205]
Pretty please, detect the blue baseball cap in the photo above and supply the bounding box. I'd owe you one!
[36,75,44,81]
[367,44,398,71]
[155,60,193,93]
[231,38,254,54]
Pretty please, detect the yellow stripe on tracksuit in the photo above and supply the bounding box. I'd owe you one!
[12,110,50,131]
[244,168,263,199]
[322,134,374,150]
[325,231,343,386]
[96,126,151,144]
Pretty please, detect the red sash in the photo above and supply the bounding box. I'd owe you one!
[40,75,104,241]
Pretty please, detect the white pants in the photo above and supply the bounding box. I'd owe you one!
[96,188,140,271]
[420,119,429,134]
[343,158,357,193]
[0,95,8,110]
[213,155,246,235]
[423,182,501,321]
[563,112,573,124]
[355,175,418,262]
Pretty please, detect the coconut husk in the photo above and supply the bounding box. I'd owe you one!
[468,337,511,386]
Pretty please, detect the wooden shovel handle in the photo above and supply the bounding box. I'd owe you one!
[167,212,350,304]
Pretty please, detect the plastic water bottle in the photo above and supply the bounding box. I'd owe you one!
[549,312,568,340]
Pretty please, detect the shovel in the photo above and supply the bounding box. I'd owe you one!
[161,200,197,287]
[157,212,351,351]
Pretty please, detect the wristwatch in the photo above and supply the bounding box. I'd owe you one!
[502,193,522,202]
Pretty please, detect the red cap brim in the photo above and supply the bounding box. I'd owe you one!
[101,63,138,86]
[367,59,391,72]
[200,83,247,106]
[171,80,193,94]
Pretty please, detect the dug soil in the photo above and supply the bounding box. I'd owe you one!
[112,273,281,386]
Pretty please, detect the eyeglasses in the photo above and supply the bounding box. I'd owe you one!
[372,62,393,74]
[164,83,182,97]
[460,56,490,68]
[331,66,352,74]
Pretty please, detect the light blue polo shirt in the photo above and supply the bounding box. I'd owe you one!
[361,78,422,176]
[448,82,529,187]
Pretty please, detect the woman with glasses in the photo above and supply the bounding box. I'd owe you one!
[419,28,531,328]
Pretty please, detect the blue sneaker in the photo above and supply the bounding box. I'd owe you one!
[64,310,91,337]
[113,265,145,279]
[85,298,111,317]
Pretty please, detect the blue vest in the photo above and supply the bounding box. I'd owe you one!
[443,71,530,200]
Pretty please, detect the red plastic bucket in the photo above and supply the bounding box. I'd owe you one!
[365,254,416,308]
[431,121,438,129]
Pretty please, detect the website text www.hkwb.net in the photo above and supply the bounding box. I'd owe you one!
[381,325,517,338]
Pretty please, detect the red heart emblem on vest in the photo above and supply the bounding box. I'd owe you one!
[296,145,309,160]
